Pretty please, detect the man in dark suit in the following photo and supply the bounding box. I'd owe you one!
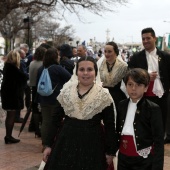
[128,27,170,143]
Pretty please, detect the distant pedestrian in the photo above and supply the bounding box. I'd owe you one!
[28,46,47,137]
[36,48,71,151]
[59,44,75,75]
[77,45,87,57]
[1,50,27,144]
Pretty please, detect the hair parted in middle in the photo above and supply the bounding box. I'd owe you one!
[76,56,98,76]
[106,41,119,56]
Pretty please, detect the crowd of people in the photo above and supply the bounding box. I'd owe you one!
[0,27,170,170]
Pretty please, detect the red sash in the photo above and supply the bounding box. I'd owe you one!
[119,135,139,156]
[144,81,156,96]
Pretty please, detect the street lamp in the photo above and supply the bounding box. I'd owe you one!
[23,16,32,48]
[76,40,79,47]
[69,38,73,46]
[4,32,8,55]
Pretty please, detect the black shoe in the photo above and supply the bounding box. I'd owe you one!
[4,136,20,144]
[35,131,41,138]
[15,118,24,123]
[28,125,35,132]
[164,138,170,144]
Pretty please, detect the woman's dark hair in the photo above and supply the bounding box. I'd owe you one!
[39,43,51,49]
[76,56,98,76]
[43,48,59,68]
[124,68,150,87]
[106,41,119,56]
[34,46,46,61]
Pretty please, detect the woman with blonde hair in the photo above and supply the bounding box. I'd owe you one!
[1,50,27,144]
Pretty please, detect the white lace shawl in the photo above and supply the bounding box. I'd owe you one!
[98,57,128,87]
[57,84,113,120]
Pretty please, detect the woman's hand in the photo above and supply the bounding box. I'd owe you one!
[106,154,113,165]
[43,147,51,163]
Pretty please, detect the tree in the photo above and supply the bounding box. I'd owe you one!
[0,7,75,53]
[0,9,26,53]
[0,0,128,21]
[0,8,39,52]
[31,19,75,48]
[0,0,56,21]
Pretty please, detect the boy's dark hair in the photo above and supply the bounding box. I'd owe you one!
[43,48,59,68]
[106,41,119,56]
[76,56,98,76]
[141,27,156,37]
[124,68,150,87]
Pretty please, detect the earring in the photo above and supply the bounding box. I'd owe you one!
[93,79,96,84]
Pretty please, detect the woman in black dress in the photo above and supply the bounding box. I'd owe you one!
[97,41,128,112]
[1,50,27,144]
[43,56,118,170]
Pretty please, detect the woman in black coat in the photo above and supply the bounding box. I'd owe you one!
[1,50,27,144]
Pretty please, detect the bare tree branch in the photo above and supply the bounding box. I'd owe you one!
[0,0,56,21]
[0,0,128,21]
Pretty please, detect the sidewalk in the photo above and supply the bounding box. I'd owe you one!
[0,108,170,169]
[0,108,42,170]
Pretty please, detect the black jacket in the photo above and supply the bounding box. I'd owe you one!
[117,97,164,170]
[128,49,170,95]
[1,63,27,110]
[60,57,75,75]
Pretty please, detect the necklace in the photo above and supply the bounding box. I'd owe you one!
[106,60,116,72]
[77,85,94,99]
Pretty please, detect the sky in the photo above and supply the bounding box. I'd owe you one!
[59,0,170,44]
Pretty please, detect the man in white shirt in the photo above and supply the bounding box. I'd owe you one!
[128,27,170,143]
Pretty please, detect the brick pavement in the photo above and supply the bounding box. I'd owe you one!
[0,108,42,170]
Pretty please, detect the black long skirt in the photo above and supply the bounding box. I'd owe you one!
[45,117,108,170]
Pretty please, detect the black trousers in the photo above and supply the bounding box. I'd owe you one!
[166,92,170,139]
[117,152,152,170]
[145,95,168,132]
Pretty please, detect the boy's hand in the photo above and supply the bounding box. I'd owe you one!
[106,154,113,165]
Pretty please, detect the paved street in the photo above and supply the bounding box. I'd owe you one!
[0,108,170,169]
